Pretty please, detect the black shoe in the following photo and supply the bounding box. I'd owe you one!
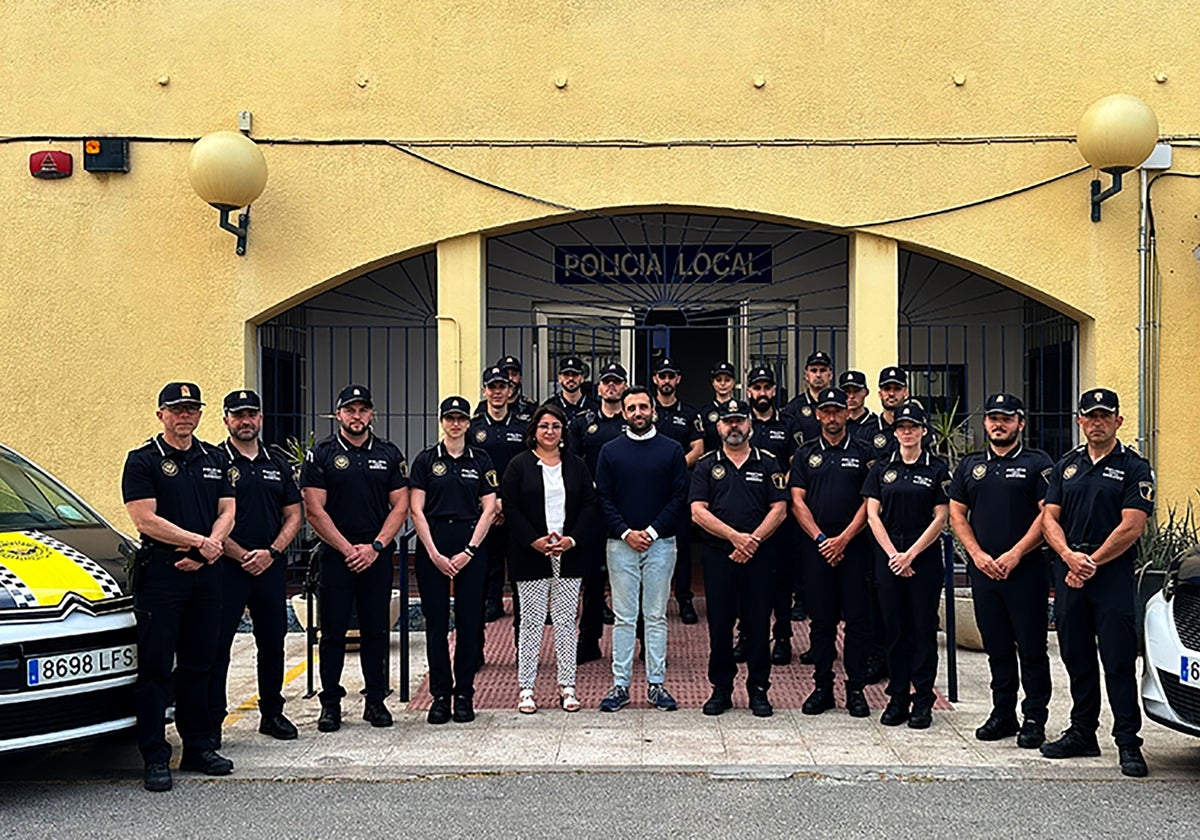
[863,654,887,684]
[602,605,615,625]
[427,695,452,725]
[802,685,835,715]
[771,638,793,666]
[213,730,222,751]
[1017,720,1046,749]
[259,713,299,740]
[748,686,773,718]
[1039,726,1101,759]
[797,647,815,665]
[1119,744,1148,777]
[485,600,504,622]
[679,599,698,625]
[576,640,603,664]
[317,704,341,732]
[363,701,393,728]
[974,714,1020,742]
[143,762,172,793]
[908,706,933,729]
[179,749,234,776]
[731,636,748,664]
[790,603,807,621]
[702,685,733,716]
[845,688,870,719]
[452,695,475,723]
[880,701,910,726]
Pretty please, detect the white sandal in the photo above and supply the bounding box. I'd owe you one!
[518,688,537,714]
[560,686,581,712]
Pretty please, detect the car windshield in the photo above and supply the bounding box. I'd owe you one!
[0,450,103,530]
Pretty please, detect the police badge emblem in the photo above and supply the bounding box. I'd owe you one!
[971,463,986,480]
[161,460,178,476]
[431,461,447,477]
[808,453,823,468]
[801,406,813,417]
[475,429,488,443]
[587,423,598,435]
[882,469,898,484]
[333,454,350,470]
[708,411,719,424]
[1063,464,1077,480]
[711,464,726,479]
[874,434,887,449]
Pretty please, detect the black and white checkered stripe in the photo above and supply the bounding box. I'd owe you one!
[0,564,39,608]
[26,530,124,599]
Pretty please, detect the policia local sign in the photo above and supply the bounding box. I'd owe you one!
[555,245,772,285]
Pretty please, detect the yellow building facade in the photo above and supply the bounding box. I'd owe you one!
[1,1,1197,525]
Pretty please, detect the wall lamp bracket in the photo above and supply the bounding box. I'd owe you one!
[1090,172,1124,223]
[216,205,251,255]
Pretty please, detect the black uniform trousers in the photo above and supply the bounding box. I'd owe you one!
[1053,555,1142,746]
[700,539,774,691]
[579,556,607,646]
[209,556,288,731]
[134,554,221,764]
[771,521,800,640]
[969,554,1052,724]
[875,546,943,709]
[484,522,508,609]
[803,536,872,689]
[318,541,395,706]
[673,524,695,602]
[414,519,486,699]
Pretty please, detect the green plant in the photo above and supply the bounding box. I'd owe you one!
[927,399,970,471]
[277,431,316,482]
[1137,499,1200,572]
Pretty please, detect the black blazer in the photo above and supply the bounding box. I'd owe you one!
[501,449,600,581]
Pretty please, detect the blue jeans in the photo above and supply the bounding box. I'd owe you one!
[607,536,676,686]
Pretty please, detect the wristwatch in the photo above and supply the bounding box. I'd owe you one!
[371,540,385,552]
[464,543,479,557]
[268,547,285,562]
[815,533,828,545]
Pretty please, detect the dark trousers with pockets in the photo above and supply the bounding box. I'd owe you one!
[134,556,221,764]
[415,519,486,699]
[673,524,695,602]
[484,521,508,608]
[875,545,943,709]
[1054,555,1142,746]
[970,553,1051,724]
[318,542,394,706]
[701,540,774,691]
[803,535,872,689]
[210,555,288,731]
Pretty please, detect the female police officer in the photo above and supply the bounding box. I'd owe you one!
[863,402,950,729]
[410,396,499,724]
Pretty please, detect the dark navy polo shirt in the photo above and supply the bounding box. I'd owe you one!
[568,408,626,476]
[788,433,873,534]
[121,435,235,552]
[468,409,528,477]
[545,392,600,423]
[781,391,821,445]
[220,440,302,550]
[409,442,498,519]
[299,432,409,541]
[698,399,731,453]
[846,408,877,438]
[862,450,951,547]
[948,444,1054,557]
[852,413,898,464]
[689,447,788,538]
[751,411,799,469]
[655,398,703,452]
[1044,440,1155,560]
[474,395,536,425]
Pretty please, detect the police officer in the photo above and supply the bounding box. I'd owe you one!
[698,360,738,453]
[782,350,834,444]
[1040,389,1154,777]
[948,393,1055,748]
[471,366,529,624]
[410,396,499,724]
[690,399,788,718]
[545,355,600,422]
[122,382,236,792]
[789,387,874,718]
[863,402,951,729]
[652,357,704,623]
[473,355,537,421]
[840,370,875,437]
[210,390,303,745]
[568,361,629,662]
[300,384,410,732]
[854,366,909,461]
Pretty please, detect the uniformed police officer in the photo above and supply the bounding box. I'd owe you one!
[698,360,737,453]
[840,370,875,437]
[545,355,600,422]
[471,366,529,624]
[473,355,537,422]
[652,357,704,624]
[948,393,1055,748]
[782,350,834,444]
[1040,389,1154,777]
[210,389,303,745]
[300,384,410,732]
[789,387,874,718]
[410,396,499,724]
[863,402,951,729]
[854,366,909,461]
[690,399,788,718]
[568,361,629,662]
[122,382,236,792]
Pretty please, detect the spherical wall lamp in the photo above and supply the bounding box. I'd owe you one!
[1076,94,1159,222]
[187,131,268,254]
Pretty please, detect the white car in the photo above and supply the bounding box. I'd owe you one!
[1141,548,1200,737]
[0,443,138,753]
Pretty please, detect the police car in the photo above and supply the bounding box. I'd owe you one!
[0,443,137,753]
[1141,546,1200,737]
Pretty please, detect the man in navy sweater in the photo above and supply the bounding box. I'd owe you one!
[595,386,690,711]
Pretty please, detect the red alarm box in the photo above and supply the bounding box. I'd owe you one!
[30,151,73,179]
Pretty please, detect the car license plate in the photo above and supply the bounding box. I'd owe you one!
[27,645,137,687]
[1181,656,1200,689]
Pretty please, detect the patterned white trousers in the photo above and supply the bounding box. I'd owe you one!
[515,576,582,690]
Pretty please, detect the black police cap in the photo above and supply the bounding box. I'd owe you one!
[598,362,628,382]
[336,384,373,409]
[558,355,584,375]
[747,365,775,385]
[497,355,522,373]
[805,350,833,368]
[158,381,204,408]
[1078,388,1119,415]
[718,399,750,420]
[710,360,735,377]
[439,395,472,418]
[482,366,510,386]
[816,387,848,409]
[893,401,928,427]
[838,370,868,389]
[223,389,262,413]
[984,393,1024,416]
[654,357,680,375]
[879,367,908,387]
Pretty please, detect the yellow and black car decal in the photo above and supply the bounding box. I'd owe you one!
[0,531,122,610]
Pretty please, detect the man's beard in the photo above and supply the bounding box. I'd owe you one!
[722,429,747,446]
[657,382,675,397]
[752,395,773,413]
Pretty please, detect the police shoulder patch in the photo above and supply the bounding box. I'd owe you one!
[227,466,240,486]
[1139,481,1155,502]
[942,479,952,494]
[486,469,499,488]
[771,472,786,490]
[1040,467,1053,483]
[398,460,409,478]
